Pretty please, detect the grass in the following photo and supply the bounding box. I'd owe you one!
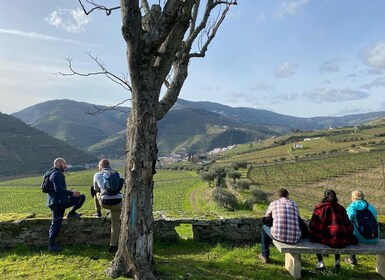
[1,241,383,280]
[0,170,200,217]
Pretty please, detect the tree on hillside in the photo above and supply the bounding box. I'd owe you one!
[227,169,242,183]
[75,1,237,279]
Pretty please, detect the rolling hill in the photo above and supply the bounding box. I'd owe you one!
[0,112,98,178]
[12,99,385,158]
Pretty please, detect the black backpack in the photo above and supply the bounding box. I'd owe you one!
[353,201,378,240]
[102,170,124,195]
[41,170,55,193]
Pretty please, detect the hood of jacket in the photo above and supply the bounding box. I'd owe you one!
[349,200,368,211]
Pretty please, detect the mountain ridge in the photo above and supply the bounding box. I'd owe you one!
[12,99,385,158]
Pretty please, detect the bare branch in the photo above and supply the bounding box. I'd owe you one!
[86,99,131,115]
[60,53,132,92]
[188,0,237,58]
[189,0,201,36]
[141,0,150,14]
[78,0,120,16]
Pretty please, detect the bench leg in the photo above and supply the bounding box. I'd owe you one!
[376,255,385,278]
[285,253,301,279]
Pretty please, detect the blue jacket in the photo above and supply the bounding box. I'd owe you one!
[46,167,73,208]
[346,199,380,243]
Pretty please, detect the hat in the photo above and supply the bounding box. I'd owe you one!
[352,190,364,200]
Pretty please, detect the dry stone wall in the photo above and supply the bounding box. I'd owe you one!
[0,217,384,248]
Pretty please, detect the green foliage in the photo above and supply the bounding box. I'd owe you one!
[212,188,237,209]
[226,169,242,182]
[231,161,248,170]
[199,171,216,187]
[250,188,268,203]
[235,179,251,191]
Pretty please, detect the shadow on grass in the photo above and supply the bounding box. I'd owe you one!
[1,242,384,280]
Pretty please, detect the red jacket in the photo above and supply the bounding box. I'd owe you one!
[308,202,358,248]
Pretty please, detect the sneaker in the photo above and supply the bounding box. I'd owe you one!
[316,260,325,270]
[258,253,270,264]
[93,211,102,218]
[345,257,357,266]
[108,246,117,253]
[334,260,341,269]
[48,245,61,252]
[66,212,82,218]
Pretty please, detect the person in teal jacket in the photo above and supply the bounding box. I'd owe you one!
[346,190,380,265]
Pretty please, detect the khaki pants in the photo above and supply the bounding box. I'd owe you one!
[94,193,122,247]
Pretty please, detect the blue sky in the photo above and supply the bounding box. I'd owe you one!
[1,0,385,117]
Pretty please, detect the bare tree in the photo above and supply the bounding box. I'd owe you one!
[77,0,237,278]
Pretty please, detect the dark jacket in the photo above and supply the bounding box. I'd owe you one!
[46,167,73,208]
[308,201,358,248]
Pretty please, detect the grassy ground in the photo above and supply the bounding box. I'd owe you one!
[1,240,383,280]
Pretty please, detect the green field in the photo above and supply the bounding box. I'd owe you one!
[0,169,200,217]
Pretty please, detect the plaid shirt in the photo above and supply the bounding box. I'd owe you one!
[308,202,358,248]
[266,197,301,243]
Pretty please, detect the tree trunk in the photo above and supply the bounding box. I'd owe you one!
[106,86,158,279]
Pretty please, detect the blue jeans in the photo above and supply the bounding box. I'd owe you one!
[48,194,85,246]
[261,225,273,258]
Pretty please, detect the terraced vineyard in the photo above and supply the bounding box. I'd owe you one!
[248,150,385,187]
[0,169,200,216]
[247,150,385,217]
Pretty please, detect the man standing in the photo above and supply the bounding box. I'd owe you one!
[92,158,123,253]
[259,188,301,263]
[46,157,85,252]
[345,190,379,265]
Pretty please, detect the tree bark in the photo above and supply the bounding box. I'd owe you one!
[103,1,236,278]
[106,85,159,279]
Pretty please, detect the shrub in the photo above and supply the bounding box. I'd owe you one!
[227,169,242,182]
[212,188,237,209]
[244,196,256,210]
[250,188,268,203]
[236,179,251,191]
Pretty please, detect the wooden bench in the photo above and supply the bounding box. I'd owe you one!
[272,238,385,279]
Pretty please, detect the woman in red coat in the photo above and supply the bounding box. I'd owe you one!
[308,189,358,269]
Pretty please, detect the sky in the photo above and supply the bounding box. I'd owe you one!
[1,0,385,117]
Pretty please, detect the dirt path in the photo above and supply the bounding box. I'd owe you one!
[189,184,205,212]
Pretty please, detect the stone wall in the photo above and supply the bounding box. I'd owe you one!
[0,217,384,248]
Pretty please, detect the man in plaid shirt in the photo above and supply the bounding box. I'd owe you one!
[259,188,301,263]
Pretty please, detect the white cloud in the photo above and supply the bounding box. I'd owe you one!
[274,0,310,18]
[0,28,94,46]
[273,62,298,78]
[362,42,385,70]
[302,87,368,103]
[319,58,341,73]
[45,8,91,33]
[361,76,385,89]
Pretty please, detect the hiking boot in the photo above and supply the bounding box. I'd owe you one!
[345,257,357,266]
[334,260,341,269]
[258,253,270,264]
[108,246,117,253]
[66,212,82,218]
[93,211,102,218]
[48,245,62,252]
[316,260,325,270]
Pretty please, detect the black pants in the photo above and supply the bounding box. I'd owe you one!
[48,195,85,246]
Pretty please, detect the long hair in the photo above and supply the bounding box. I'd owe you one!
[322,189,338,203]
